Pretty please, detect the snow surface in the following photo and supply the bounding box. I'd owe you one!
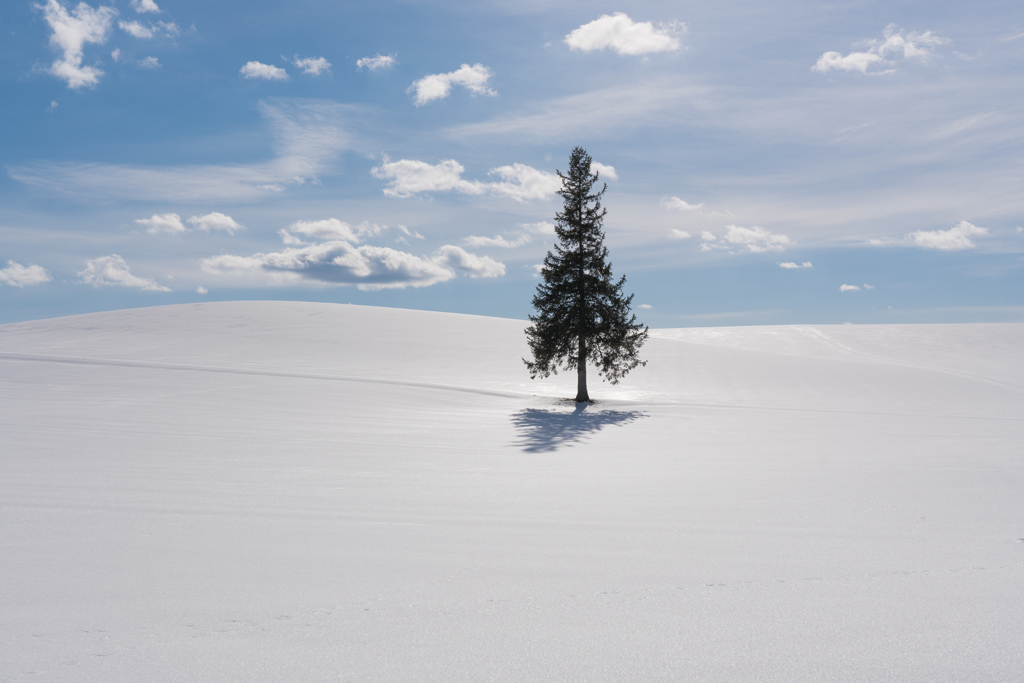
[1,301,1023,682]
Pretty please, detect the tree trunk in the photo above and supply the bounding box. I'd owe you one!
[575,336,590,402]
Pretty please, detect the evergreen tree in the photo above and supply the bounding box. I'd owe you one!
[524,147,649,402]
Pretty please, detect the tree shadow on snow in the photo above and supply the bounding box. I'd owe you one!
[511,402,646,453]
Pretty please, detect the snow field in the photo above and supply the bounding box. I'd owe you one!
[1,302,1023,681]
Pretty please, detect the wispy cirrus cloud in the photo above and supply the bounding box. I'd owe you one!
[409,64,496,106]
[371,157,560,202]
[38,0,117,89]
[79,255,170,291]
[8,99,354,202]
[464,221,554,248]
[661,196,704,212]
[813,24,949,74]
[0,261,51,287]
[565,12,684,55]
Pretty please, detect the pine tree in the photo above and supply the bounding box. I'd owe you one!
[524,147,649,402]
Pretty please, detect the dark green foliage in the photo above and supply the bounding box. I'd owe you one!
[524,147,649,402]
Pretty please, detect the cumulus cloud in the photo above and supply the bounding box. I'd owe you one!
[669,229,691,240]
[195,285,207,294]
[39,0,118,89]
[240,61,288,80]
[111,47,122,61]
[839,284,861,292]
[136,212,187,234]
[723,225,792,252]
[357,53,396,71]
[813,24,949,74]
[590,162,617,180]
[79,254,170,291]
[138,56,159,68]
[779,261,813,269]
[409,64,496,106]
[638,303,652,309]
[278,218,390,245]
[863,283,875,289]
[487,164,562,201]
[292,56,331,75]
[372,157,559,202]
[201,239,503,291]
[0,261,51,287]
[464,221,555,248]
[188,212,244,233]
[565,12,684,56]
[119,19,154,38]
[909,220,988,250]
[131,0,160,12]
[661,196,704,212]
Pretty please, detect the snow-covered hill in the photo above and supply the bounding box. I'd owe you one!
[2,302,1023,682]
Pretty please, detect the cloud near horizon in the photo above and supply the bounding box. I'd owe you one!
[0,261,51,287]
[79,255,170,291]
[409,64,496,105]
[565,13,684,56]
[202,225,503,290]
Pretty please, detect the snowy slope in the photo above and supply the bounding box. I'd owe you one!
[2,302,1023,682]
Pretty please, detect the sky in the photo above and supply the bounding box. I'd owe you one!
[2,0,1023,326]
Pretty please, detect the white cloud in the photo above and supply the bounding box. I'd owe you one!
[700,231,717,241]
[371,158,484,197]
[10,100,353,202]
[195,285,208,294]
[565,12,683,56]
[813,25,949,74]
[839,284,861,292]
[240,61,288,80]
[39,0,117,89]
[432,245,506,278]
[669,229,691,240]
[863,283,875,289]
[409,64,496,106]
[372,157,560,202]
[661,196,704,212]
[779,261,813,269]
[723,225,792,252]
[590,162,617,180]
[136,212,186,234]
[0,261,51,287]
[188,212,244,234]
[138,56,159,69]
[487,164,561,202]
[464,234,531,248]
[201,239,503,291]
[279,218,390,244]
[908,220,988,250]
[119,19,153,38]
[110,47,121,61]
[1017,226,1023,233]
[357,54,396,71]
[79,254,170,291]
[131,0,160,12]
[638,303,652,309]
[292,56,331,75]
[48,100,59,110]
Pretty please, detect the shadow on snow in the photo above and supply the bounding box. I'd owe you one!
[511,402,646,453]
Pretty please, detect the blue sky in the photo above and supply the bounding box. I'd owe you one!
[2,0,1023,326]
